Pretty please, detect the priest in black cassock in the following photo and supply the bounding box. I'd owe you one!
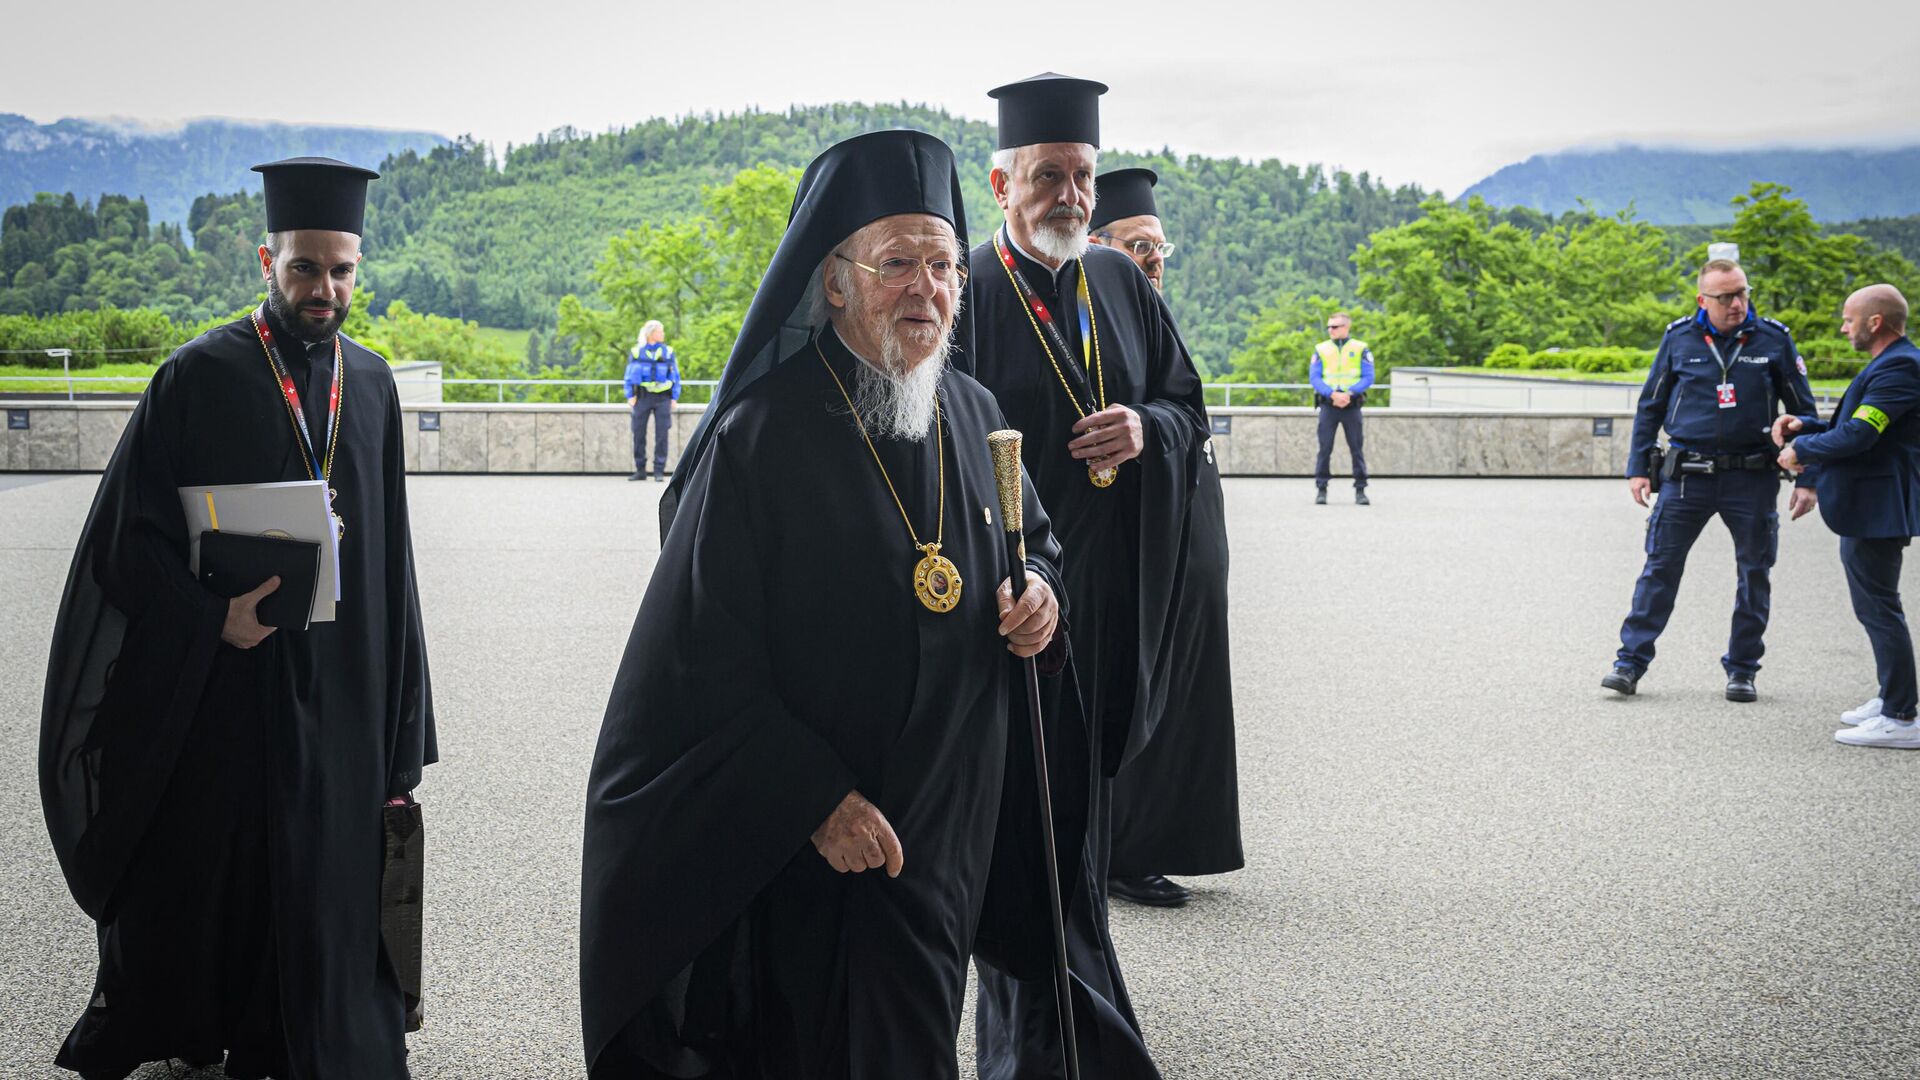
[580,129,1072,1079]
[39,158,436,1079]
[1089,168,1244,910]
[964,74,1210,1080]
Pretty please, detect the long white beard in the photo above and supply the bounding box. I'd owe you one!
[850,337,946,442]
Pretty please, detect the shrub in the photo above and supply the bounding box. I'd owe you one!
[1484,342,1529,369]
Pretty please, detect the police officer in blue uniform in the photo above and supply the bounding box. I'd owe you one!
[1604,257,1819,701]
[1776,284,1920,748]
[624,320,681,481]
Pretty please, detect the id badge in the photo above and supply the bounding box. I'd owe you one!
[1716,383,1737,409]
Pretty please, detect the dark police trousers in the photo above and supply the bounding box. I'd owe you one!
[1617,468,1779,676]
[1840,536,1919,720]
[631,390,672,478]
[1315,401,1367,490]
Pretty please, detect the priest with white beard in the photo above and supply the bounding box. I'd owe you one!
[580,130,1074,1080]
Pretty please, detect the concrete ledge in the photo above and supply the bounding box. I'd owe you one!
[0,401,1635,478]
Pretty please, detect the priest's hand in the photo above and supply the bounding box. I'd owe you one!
[811,790,904,877]
[997,577,1059,658]
[222,576,281,649]
[1068,404,1144,472]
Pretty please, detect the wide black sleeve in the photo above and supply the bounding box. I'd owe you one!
[39,354,230,920]
[380,377,436,795]
[1130,282,1210,463]
[580,424,860,1075]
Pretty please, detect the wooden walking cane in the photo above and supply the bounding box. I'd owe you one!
[987,429,1083,1080]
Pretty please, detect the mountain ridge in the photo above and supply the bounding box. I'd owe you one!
[1462,144,1920,224]
[0,114,447,228]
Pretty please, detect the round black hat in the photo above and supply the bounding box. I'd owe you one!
[990,72,1108,150]
[252,156,379,235]
[1090,168,1160,231]
[661,129,970,534]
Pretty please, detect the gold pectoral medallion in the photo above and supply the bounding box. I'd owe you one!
[816,337,960,615]
[914,545,963,613]
[1089,464,1117,488]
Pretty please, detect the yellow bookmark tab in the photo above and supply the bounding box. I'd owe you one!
[1854,404,1891,433]
[204,491,219,530]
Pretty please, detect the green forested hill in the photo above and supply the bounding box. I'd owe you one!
[36,108,1920,377]
[357,104,1432,369]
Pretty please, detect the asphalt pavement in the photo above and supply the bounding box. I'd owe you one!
[3,474,1917,1079]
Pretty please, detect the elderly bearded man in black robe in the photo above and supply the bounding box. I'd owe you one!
[39,158,436,1079]
[1089,167,1244,910]
[580,129,1074,1079]
[965,74,1210,1080]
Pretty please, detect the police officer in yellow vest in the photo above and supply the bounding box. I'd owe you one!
[1311,312,1375,504]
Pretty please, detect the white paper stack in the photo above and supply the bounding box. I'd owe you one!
[179,479,340,623]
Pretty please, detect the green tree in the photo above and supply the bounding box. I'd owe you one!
[1700,182,1920,344]
[560,164,802,388]
[1353,196,1548,366]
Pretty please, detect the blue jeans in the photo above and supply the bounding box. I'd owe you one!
[1616,468,1780,677]
[631,391,672,477]
[1839,536,1918,720]
[1315,403,1367,490]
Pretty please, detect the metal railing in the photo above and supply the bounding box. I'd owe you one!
[0,375,1846,410]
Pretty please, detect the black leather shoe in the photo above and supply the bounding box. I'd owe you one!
[627,472,644,481]
[1356,490,1371,505]
[1109,874,1192,907]
[1314,490,1328,505]
[1602,666,1640,695]
[1726,674,1758,702]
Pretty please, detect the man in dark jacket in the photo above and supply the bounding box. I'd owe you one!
[1776,284,1920,748]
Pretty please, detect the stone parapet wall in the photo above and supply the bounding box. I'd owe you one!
[2,401,1635,478]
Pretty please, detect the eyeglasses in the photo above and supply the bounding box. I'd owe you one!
[1703,288,1752,305]
[1097,234,1176,259]
[834,252,967,291]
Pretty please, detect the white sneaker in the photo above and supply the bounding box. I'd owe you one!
[1834,715,1920,748]
[1841,697,1885,727]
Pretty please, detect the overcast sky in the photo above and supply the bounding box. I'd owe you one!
[8,0,1918,194]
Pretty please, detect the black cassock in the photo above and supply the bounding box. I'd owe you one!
[1111,390,1244,878]
[580,329,1074,1079]
[963,231,1210,1079]
[39,311,436,1079]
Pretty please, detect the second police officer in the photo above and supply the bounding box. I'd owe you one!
[1604,252,1819,701]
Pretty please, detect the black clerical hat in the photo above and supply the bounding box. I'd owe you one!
[252,157,379,235]
[662,129,970,534]
[1090,168,1160,231]
[990,72,1107,149]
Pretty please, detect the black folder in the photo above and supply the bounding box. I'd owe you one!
[198,530,322,631]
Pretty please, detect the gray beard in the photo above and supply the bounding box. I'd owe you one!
[848,342,946,442]
[1029,217,1091,264]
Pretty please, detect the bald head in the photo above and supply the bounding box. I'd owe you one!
[1842,283,1910,356]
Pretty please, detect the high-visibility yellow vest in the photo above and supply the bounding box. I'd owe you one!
[1315,339,1367,390]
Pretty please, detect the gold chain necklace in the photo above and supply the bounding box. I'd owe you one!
[815,337,962,613]
[992,231,1114,487]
